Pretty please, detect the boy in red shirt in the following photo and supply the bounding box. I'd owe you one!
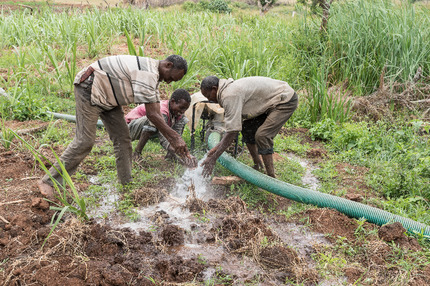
[126,89,196,165]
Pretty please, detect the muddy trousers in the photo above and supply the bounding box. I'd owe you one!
[42,81,132,187]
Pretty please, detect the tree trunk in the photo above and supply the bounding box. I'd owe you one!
[320,0,333,32]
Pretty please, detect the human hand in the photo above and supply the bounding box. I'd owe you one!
[201,155,217,177]
[170,137,188,157]
[183,154,198,169]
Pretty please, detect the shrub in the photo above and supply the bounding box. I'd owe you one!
[208,0,232,13]
[309,118,338,140]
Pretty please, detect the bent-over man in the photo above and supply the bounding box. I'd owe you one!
[200,76,298,178]
[38,55,195,197]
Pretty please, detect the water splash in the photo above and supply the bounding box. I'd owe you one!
[171,155,215,201]
[106,156,212,232]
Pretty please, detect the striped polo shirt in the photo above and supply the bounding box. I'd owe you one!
[74,55,160,110]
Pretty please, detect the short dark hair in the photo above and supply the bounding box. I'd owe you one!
[171,88,191,103]
[166,55,188,74]
[200,76,219,92]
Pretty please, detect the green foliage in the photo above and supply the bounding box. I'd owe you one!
[0,120,15,150]
[275,156,306,187]
[182,0,210,12]
[314,119,430,219]
[183,0,231,13]
[208,0,232,13]
[228,182,269,210]
[383,196,430,226]
[309,118,339,140]
[291,0,430,97]
[305,60,352,123]
[330,121,370,151]
[274,134,311,156]
[0,78,48,121]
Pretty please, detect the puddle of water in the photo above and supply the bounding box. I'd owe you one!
[87,176,119,219]
[95,157,213,232]
[176,242,271,283]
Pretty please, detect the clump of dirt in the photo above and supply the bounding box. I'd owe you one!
[133,187,168,206]
[186,191,248,216]
[304,208,377,242]
[306,148,328,158]
[344,266,365,283]
[160,224,184,246]
[155,256,205,283]
[206,202,319,285]
[378,222,422,251]
[258,245,319,284]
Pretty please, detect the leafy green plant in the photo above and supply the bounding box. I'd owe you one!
[309,117,338,140]
[0,77,47,120]
[194,209,210,223]
[208,0,232,13]
[124,29,145,57]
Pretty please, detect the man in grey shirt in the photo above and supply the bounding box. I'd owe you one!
[200,75,298,178]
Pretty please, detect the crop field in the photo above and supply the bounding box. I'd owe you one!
[1,0,430,285]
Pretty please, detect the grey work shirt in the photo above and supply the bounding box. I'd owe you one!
[216,77,295,132]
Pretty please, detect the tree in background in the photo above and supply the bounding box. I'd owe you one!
[298,0,334,31]
[256,0,276,15]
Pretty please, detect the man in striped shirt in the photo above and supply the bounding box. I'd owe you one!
[38,55,194,197]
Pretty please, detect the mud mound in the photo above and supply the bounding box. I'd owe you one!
[210,214,319,284]
[186,195,248,215]
[155,256,204,283]
[1,216,207,285]
[306,148,328,160]
[160,225,184,246]
[351,78,430,121]
[378,222,422,251]
[305,208,376,242]
[259,245,319,284]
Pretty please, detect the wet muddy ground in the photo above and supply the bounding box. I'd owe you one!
[1,121,429,285]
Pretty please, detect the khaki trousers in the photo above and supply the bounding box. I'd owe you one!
[42,78,132,186]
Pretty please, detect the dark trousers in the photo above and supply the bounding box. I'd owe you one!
[242,93,298,155]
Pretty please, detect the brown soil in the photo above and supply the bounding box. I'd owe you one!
[1,121,430,285]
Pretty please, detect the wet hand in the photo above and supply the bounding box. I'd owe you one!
[184,154,198,169]
[171,138,188,157]
[201,156,216,178]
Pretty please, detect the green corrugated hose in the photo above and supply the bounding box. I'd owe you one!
[208,132,430,238]
[46,111,430,238]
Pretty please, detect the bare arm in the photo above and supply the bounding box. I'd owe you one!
[145,102,188,157]
[202,131,238,177]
